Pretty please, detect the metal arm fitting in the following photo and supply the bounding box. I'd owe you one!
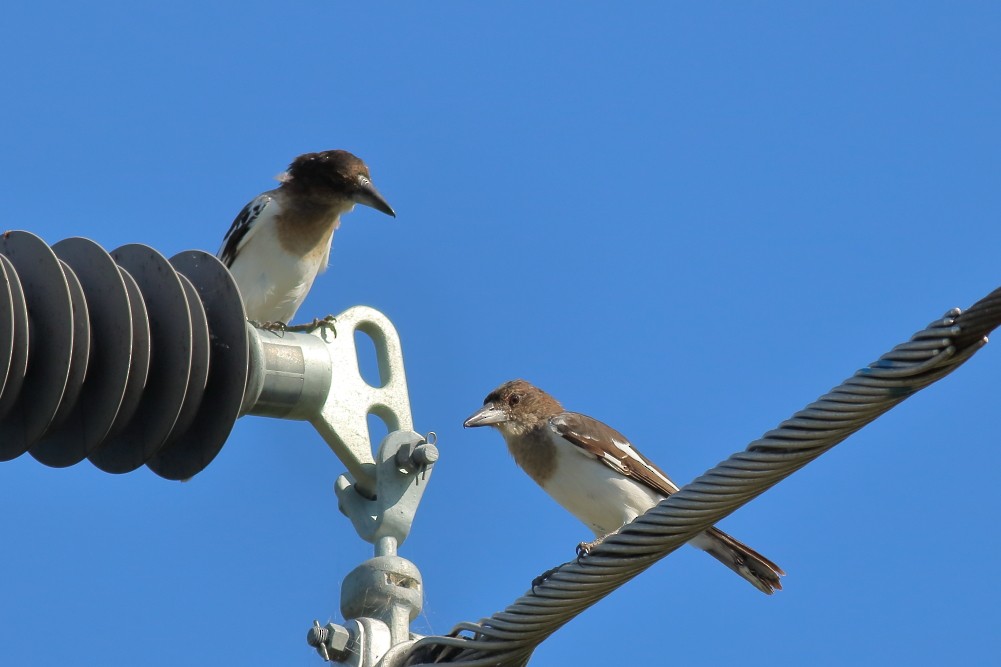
[241,306,417,500]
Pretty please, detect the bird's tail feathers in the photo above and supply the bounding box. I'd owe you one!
[693,527,785,595]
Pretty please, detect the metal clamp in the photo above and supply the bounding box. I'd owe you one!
[335,430,437,549]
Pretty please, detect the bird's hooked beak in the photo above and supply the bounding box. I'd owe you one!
[463,402,509,428]
[354,175,396,217]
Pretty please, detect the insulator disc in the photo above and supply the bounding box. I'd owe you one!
[166,273,210,442]
[0,255,16,407]
[31,239,134,466]
[90,244,193,473]
[106,267,151,437]
[0,254,29,422]
[0,231,74,460]
[48,259,91,428]
[147,251,248,480]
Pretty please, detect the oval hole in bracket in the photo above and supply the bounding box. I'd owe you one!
[367,411,390,452]
[354,327,384,388]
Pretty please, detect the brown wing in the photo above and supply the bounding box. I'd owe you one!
[550,411,681,497]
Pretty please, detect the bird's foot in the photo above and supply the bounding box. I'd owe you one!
[285,315,337,339]
[531,565,563,592]
[249,319,288,334]
[576,535,607,561]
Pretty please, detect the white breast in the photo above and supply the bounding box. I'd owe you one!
[227,220,329,323]
[537,430,664,537]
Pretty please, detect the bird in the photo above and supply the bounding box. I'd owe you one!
[464,379,785,594]
[217,149,395,326]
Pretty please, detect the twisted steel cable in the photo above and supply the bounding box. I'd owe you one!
[403,286,1001,667]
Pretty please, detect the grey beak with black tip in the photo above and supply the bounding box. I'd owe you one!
[354,175,396,217]
[463,403,509,428]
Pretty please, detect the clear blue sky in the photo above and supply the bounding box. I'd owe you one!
[2,3,1000,665]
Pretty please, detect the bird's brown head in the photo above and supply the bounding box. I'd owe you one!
[281,150,395,217]
[464,379,563,437]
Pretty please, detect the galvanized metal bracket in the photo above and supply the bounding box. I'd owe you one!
[243,306,416,500]
[335,429,436,548]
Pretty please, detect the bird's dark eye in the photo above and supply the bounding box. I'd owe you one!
[508,394,521,406]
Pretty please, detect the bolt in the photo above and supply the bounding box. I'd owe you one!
[395,441,439,472]
[307,620,351,662]
[411,443,438,466]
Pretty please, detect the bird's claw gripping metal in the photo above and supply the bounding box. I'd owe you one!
[532,565,562,592]
[575,534,607,561]
[285,314,337,338]
[249,319,288,333]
